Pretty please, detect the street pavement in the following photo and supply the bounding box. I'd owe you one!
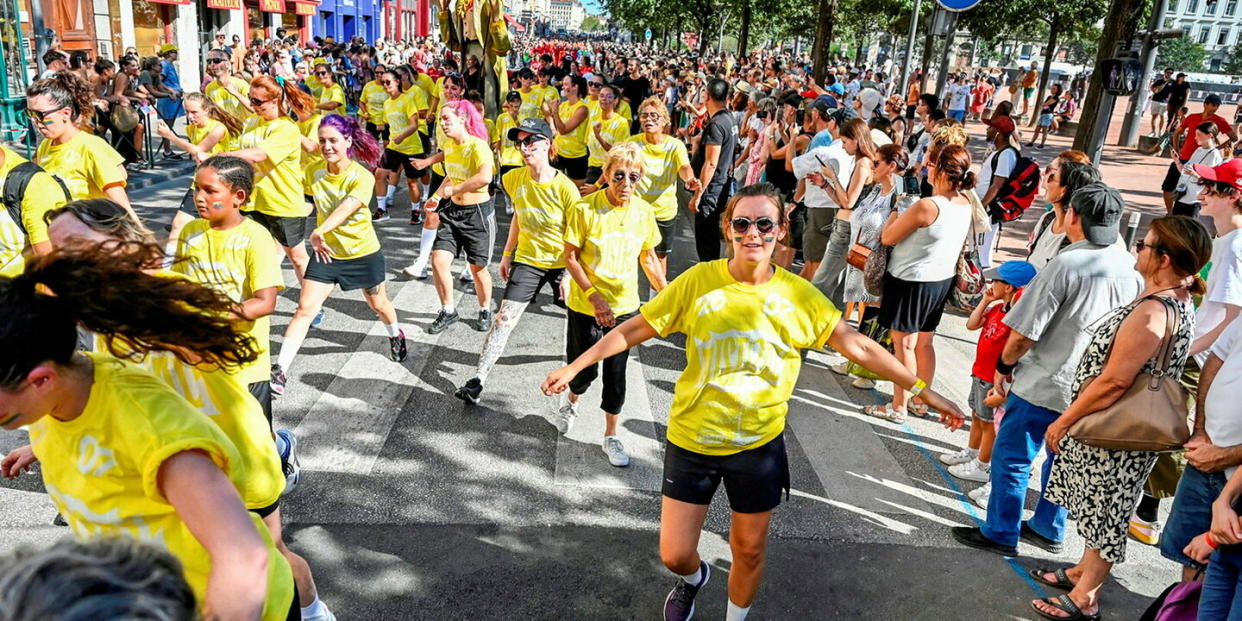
[0,160,1184,620]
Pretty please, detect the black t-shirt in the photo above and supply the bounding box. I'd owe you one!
[618,74,651,113]
[1151,78,1170,103]
[691,109,738,211]
[1166,81,1191,107]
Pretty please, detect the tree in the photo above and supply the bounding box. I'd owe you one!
[1073,0,1146,153]
[1223,42,1242,75]
[580,15,605,31]
[1157,37,1209,72]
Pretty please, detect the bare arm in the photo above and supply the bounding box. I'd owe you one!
[233,286,278,323]
[220,148,269,164]
[640,248,667,291]
[825,158,871,209]
[1191,305,1241,356]
[880,196,936,246]
[966,296,998,331]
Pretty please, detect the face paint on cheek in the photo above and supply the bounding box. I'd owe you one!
[733,236,744,242]
[762,236,775,243]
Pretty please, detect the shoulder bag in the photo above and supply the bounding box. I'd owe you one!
[1068,296,1191,452]
[856,191,903,298]
[948,203,984,313]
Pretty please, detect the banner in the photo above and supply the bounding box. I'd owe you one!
[145,0,191,5]
[259,0,286,11]
[206,0,243,9]
[294,1,316,14]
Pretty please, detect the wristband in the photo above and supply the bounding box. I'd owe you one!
[1207,532,1220,549]
[995,359,1016,376]
[908,378,927,397]
[503,250,514,258]
[583,287,598,299]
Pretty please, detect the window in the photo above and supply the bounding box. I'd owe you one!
[1219,27,1230,45]
[1199,26,1211,43]
[1228,0,1238,15]
[1187,0,1199,13]
[1169,0,1179,10]
[1206,0,1218,13]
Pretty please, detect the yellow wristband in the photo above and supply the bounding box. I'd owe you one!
[503,250,514,257]
[909,378,927,397]
[583,286,598,298]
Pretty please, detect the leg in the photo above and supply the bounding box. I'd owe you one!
[262,507,319,607]
[694,208,723,261]
[283,244,310,283]
[1198,547,1242,621]
[598,335,631,437]
[967,414,984,451]
[275,280,336,372]
[431,249,455,307]
[361,282,399,325]
[474,299,530,383]
[1027,441,1069,542]
[981,394,1060,547]
[810,218,850,307]
[727,510,773,608]
[660,496,710,575]
[889,329,916,411]
[911,331,937,406]
[1033,548,1109,616]
[978,416,996,464]
[470,262,493,308]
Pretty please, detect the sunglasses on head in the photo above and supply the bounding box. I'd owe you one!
[730,216,778,235]
[516,135,547,147]
[611,170,642,185]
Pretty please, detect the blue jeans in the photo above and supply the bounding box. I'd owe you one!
[949,109,967,122]
[1162,465,1228,568]
[981,393,1068,547]
[1200,545,1242,621]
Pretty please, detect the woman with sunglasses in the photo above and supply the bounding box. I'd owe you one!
[583,84,631,185]
[27,72,135,221]
[374,67,428,223]
[549,142,666,467]
[585,76,631,126]
[359,63,390,145]
[402,72,466,281]
[544,74,591,184]
[313,66,345,113]
[218,75,317,286]
[542,182,964,621]
[204,50,253,122]
[454,118,579,404]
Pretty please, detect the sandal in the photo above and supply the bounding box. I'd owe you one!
[1029,567,1076,590]
[863,403,907,423]
[1031,595,1100,621]
[910,403,938,419]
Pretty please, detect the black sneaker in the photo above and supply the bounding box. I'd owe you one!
[1021,521,1064,554]
[476,308,492,332]
[389,329,408,362]
[663,561,710,621]
[951,526,1018,556]
[455,377,483,404]
[410,209,423,225]
[372,208,390,222]
[270,364,288,397]
[428,310,459,334]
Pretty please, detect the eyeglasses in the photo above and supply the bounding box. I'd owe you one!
[730,216,778,235]
[315,71,330,76]
[600,94,617,101]
[379,80,395,86]
[610,170,642,185]
[516,135,548,148]
[249,97,273,107]
[588,82,603,87]
[26,106,66,123]
[207,57,228,64]
[638,112,662,120]
[1134,240,1165,254]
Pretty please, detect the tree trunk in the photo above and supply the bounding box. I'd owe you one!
[1073,0,1144,151]
[1030,19,1060,127]
[854,32,866,65]
[918,15,935,92]
[812,0,837,83]
[738,0,752,58]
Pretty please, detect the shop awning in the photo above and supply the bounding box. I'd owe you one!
[259,0,286,11]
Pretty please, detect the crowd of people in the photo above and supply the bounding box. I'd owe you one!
[1,31,1242,621]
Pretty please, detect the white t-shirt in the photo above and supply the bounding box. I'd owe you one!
[1194,229,1242,364]
[949,84,972,111]
[1206,319,1242,477]
[792,139,855,210]
[978,147,1018,199]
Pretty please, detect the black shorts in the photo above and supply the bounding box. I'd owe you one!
[253,497,280,519]
[655,217,677,255]
[1162,161,1185,193]
[503,262,564,302]
[304,250,387,291]
[381,148,426,179]
[429,169,446,196]
[906,104,917,119]
[246,211,308,248]
[879,273,954,334]
[662,434,791,514]
[553,154,589,179]
[433,200,493,266]
[178,187,198,216]
[419,132,431,155]
[585,165,604,185]
[366,121,390,143]
[247,380,273,427]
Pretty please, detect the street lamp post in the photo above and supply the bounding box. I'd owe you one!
[898,0,923,99]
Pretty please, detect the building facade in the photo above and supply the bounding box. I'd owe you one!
[1164,0,1242,70]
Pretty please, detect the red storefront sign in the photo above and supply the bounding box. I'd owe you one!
[146,0,191,4]
[259,0,285,11]
[206,0,242,8]
[293,1,315,14]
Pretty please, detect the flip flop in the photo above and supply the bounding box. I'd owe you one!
[863,403,907,423]
[1029,567,1076,590]
[1031,595,1100,621]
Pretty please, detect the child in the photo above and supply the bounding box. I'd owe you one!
[1029,94,1057,149]
[940,260,1036,510]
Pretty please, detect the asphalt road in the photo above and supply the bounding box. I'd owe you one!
[0,166,1180,620]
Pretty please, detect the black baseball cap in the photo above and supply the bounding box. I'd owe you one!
[1205,93,1223,106]
[1069,182,1125,246]
[507,118,554,141]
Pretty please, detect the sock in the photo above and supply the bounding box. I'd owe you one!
[276,337,304,371]
[301,597,325,619]
[976,458,990,471]
[384,185,397,203]
[384,322,402,337]
[678,565,702,587]
[377,195,389,211]
[967,447,979,456]
[418,227,437,262]
[443,304,456,315]
[725,600,750,621]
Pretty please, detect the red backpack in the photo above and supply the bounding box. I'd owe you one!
[986,147,1041,222]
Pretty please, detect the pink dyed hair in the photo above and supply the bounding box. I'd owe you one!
[443,99,489,142]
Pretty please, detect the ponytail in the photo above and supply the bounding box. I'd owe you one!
[444,99,489,142]
[185,93,245,141]
[27,72,95,130]
[319,114,382,168]
[1188,275,1208,297]
[250,75,316,121]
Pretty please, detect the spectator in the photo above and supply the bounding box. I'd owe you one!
[807,95,840,150]
[792,104,852,279]
[946,74,970,123]
[39,50,67,79]
[1164,94,1236,212]
[952,182,1144,558]
[1188,158,1242,360]
[1027,153,1100,269]
[1029,92,1057,149]
[688,78,738,262]
[977,115,1020,268]
[1165,72,1192,129]
[1020,64,1039,119]
[811,116,878,307]
[1172,122,1231,230]
[155,45,185,160]
[1033,215,1208,621]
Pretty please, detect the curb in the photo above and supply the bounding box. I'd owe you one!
[127,160,196,192]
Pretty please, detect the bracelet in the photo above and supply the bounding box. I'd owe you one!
[908,378,927,397]
[1207,532,1219,549]
[503,250,514,258]
[583,286,598,298]
[995,359,1016,376]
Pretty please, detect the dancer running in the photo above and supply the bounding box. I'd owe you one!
[0,244,297,620]
[544,74,590,185]
[454,118,578,404]
[401,72,466,279]
[271,115,408,395]
[622,96,700,274]
[583,84,631,184]
[156,92,244,252]
[554,142,666,467]
[541,182,965,621]
[374,67,427,222]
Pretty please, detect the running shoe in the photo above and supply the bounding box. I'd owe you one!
[460,269,475,283]
[969,482,991,511]
[389,329,408,362]
[410,209,423,226]
[311,308,327,329]
[948,459,991,483]
[276,429,300,495]
[270,364,288,397]
[401,262,429,279]
[455,377,483,404]
[476,308,492,332]
[830,360,850,376]
[304,606,337,621]
[428,309,459,334]
[1129,514,1162,546]
[938,447,976,466]
[555,398,579,435]
[603,435,630,467]
[663,561,710,621]
[852,377,876,389]
[372,208,391,222]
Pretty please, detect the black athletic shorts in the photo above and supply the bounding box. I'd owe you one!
[585,165,604,185]
[433,200,493,266]
[246,211,308,248]
[381,148,425,179]
[879,273,954,334]
[503,262,564,303]
[662,433,791,514]
[253,497,280,519]
[655,217,677,255]
[247,380,273,427]
[366,121,390,143]
[429,169,446,197]
[553,154,589,179]
[1162,161,1186,193]
[304,250,386,291]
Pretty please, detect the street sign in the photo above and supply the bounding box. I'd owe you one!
[936,0,981,11]
[645,28,652,40]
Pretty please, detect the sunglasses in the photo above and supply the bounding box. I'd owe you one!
[26,106,66,123]
[730,216,778,235]
[315,71,330,76]
[207,57,228,64]
[638,112,662,120]
[611,170,642,185]
[516,135,548,148]
[1133,240,1165,254]
[249,97,273,107]
[589,82,603,87]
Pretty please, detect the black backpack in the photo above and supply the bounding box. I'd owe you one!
[3,161,70,234]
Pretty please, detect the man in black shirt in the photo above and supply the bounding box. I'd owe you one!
[617,60,651,130]
[689,78,738,261]
[1165,73,1191,126]
[1148,68,1174,136]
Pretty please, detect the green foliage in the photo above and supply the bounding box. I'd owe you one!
[1157,37,1208,72]
[1221,42,1242,75]
[580,15,605,31]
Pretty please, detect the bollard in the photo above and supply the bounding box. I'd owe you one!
[1124,210,1142,249]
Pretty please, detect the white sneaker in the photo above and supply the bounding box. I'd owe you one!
[460,269,474,283]
[830,360,851,375]
[402,262,429,279]
[303,604,337,621]
[852,377,876,389]
[938,448,976,466]
[949,459,991,483]
[602,435,630,467]
[969,482,991,510]
[555,398,579,435]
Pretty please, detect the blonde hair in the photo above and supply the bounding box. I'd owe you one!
[637,96,669,130]
[184,93,244,140]
[603,142,646,175]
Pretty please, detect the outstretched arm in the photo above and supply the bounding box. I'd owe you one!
[542,314,658,395]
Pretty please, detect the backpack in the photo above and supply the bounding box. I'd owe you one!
[986,147,1041,223]
[3,162,71,234]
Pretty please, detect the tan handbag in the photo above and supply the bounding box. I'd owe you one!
[1068,297,1190,452]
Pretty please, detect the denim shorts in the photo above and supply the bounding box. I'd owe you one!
[1160,464,1228,568]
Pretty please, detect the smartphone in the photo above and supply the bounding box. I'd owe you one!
[903,175,920,196]
[140,104,154,115]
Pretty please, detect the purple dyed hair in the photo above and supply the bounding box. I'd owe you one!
[319,113,382,168]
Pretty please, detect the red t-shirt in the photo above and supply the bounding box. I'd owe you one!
[1178,113,1232,162]
[973,302,1012,381]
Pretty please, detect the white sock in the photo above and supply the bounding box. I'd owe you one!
[678,565,702,587]
[384,185,397,202]
[726,600,750,621]
[384,321,402,337]
[443,304,456,315]
[418,227,437,262]
[377,195,389,211]
[276,337,304,371]
[967,447,979,456]
[976,458,990,471]
[300,596,326,619]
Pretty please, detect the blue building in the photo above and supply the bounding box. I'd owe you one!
[315,0,380,42]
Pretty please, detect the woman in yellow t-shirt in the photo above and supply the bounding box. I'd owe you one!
[542,183,966,620]
[583,84,632,185]
[0,243,299,620]
[543,74,590,184]
[271,115,407,395]
[156,93,245,249]
[218,75,317,284]
[453,117,578,405]
[26,72,135,221]
[401,73,467,281]
[360,64,391,145]
[312,66,345,114]
[375,67,427,222]
[494,91,525,217]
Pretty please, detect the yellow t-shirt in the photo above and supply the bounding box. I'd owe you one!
[640,260,843,455]
[442,134,492,197]
[238,117,307,218]
[409,85,431,135]
[0,144,67,247]
[186,118,231,155]
[587,113,631,168]
[319,83,346,111]
[0,209,24,277]
[626,133,691,222]
[553,99,590,159]
[385,90,424,156]
[173,218,285,385]
[28,353,295,620]
[585,97,632,124]
[431,75,446,102]
[297,113,325,170]
[518,88,545,121]
[494,113,523,168]
[564,191,660,315]
[204,76,252,125]
[502,167,578,269]
[361,80,389,126]
[538,84,560,104]
[305,160,380,260]
[305,72,323,98]
[34,131,125,201]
